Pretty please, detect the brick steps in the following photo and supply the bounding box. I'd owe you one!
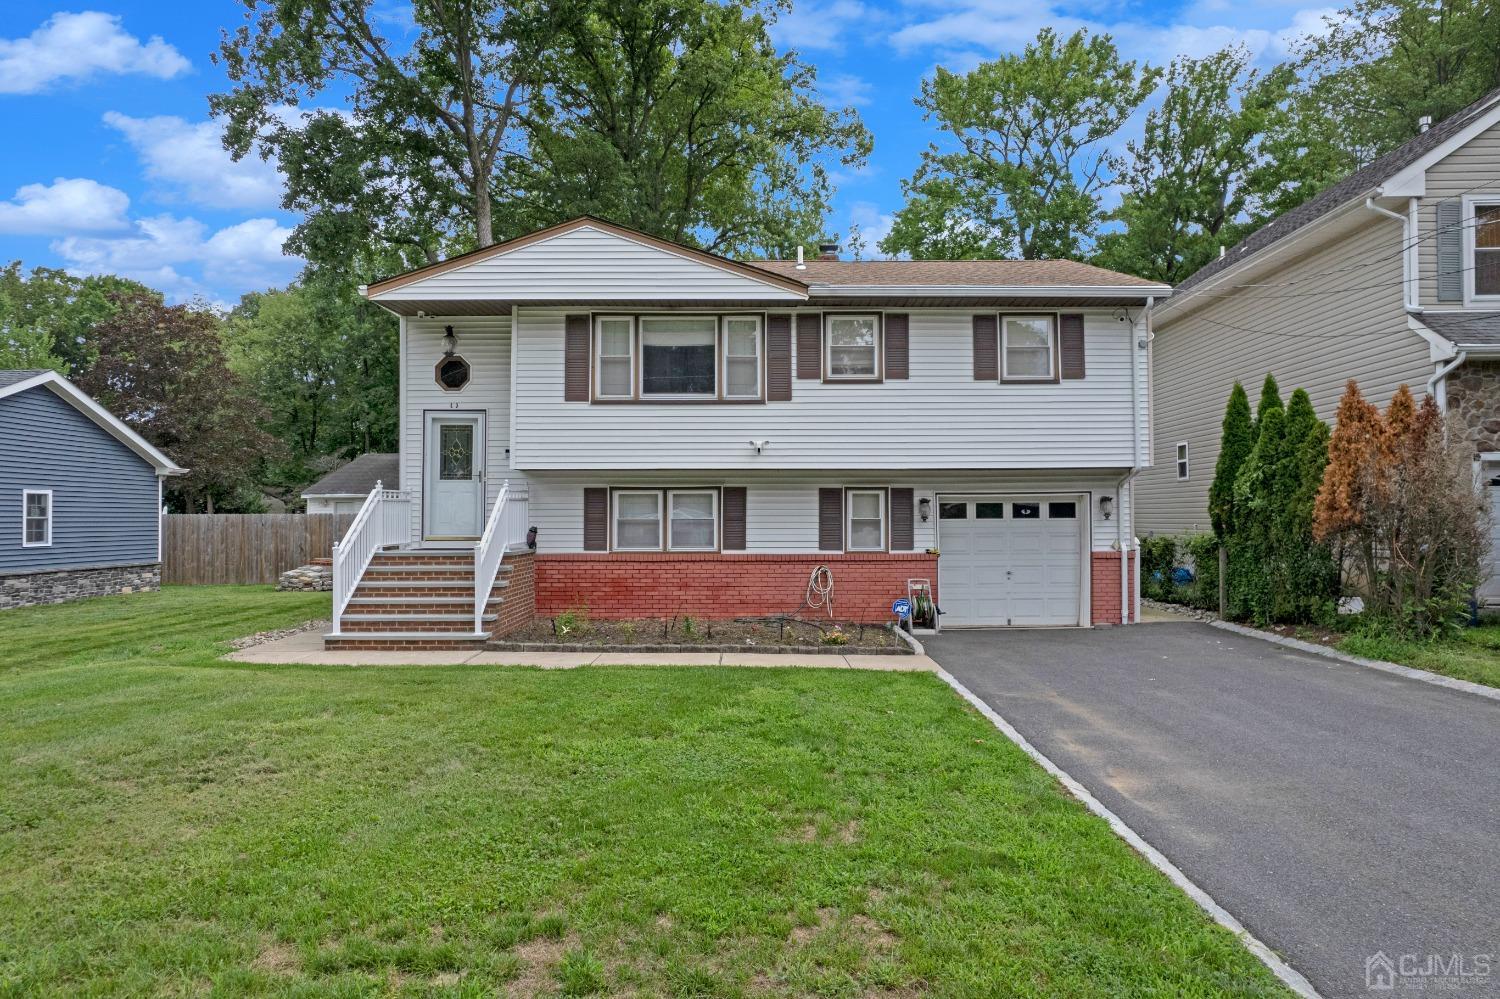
[328,549,509,649]
[324,632,491,650]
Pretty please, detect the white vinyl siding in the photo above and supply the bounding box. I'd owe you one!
[373,224,804,303]
[513,308,1148,470]
[400,316,522,540]
[524,470,1133,554]
[1138,217,1432,536]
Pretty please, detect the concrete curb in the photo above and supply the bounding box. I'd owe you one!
[935,668,1322,999]
[891,626,925,657]
[1208,620,1500,704]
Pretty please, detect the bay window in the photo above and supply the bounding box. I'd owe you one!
[1002,315,1056,381]
[826,315,880,379]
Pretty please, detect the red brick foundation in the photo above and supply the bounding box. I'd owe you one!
[493,551,536,636]
[536,552,939,623]
[1091,550,1138,625]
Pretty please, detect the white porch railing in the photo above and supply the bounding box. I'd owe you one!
[474,480,530,632]
[331,481,412,634]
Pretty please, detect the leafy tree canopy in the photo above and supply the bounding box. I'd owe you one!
[0,263,160,376]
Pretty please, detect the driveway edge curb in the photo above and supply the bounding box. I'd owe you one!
[935,667,1322,999]
[1208,620,1500,704]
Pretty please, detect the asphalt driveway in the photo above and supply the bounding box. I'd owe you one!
[927,621,1500,998]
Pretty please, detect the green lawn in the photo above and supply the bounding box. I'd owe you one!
[1338,622,1500,690]
[0,586,1289,997]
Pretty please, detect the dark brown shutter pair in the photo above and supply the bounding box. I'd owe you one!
[817,487,915,551]
[584,486,748,551]
[564,314,591,401]
[972,313,1086,380]
[766,316,792,401]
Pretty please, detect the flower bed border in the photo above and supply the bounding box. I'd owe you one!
[483,641,908,655]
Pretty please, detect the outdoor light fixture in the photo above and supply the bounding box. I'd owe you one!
[1100,495,1114,521]
[749,439,770,454]
[442,325,459,356]
[918,497,931,522]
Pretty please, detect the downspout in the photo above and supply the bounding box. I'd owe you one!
[1364,197,1421,312]
[1429,350,1468,411]
[1115,469,1140,625]
[1117,295,1150,625]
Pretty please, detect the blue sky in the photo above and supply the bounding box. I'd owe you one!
[0,1,1335,307]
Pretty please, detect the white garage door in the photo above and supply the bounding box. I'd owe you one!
[1478,477,1500,606]
[938,496,1084,627]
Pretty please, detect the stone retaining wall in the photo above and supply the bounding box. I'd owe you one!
[0,562,161,611]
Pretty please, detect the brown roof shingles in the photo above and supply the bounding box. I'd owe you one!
[747,258,1165,288]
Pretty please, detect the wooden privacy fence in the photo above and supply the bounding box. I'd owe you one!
[163,513,358,585]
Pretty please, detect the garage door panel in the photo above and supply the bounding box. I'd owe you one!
[939,496,1083,627]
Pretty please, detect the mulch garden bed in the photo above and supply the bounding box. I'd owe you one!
[490,614,911,655]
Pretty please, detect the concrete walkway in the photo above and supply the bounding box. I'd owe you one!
[224,629,935,671]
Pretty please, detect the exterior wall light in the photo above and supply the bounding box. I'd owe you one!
[442,325,459,356]
[918,497,931,522]
[1100,495,1114,521]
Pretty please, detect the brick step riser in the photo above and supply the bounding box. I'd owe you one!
[353,586,504,599]
[371,557,475,568]
[346,601,499,614]
[362,570,475,581]
[339,619,494,633]
[325,638,486,651]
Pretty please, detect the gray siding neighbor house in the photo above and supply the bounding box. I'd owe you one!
[1137,87,1500,603]
[0,370,187,609]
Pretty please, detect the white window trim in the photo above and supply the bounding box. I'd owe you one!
[1464,193,1500,306]
[638,314,719,399]
[612,489,662,551]
[1000,314,1057,382]
[22,489,52,548]
[824,314,882,381]
[667,489,719,551]
[846,488,886,552]
[594,316,636,400]
[721,315,763,400]
[1176,442,1190,480]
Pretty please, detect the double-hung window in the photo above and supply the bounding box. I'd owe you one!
[595,317,635,399]
[612,488,719,551]
[640,316,717,397]
[1176,443,1190,480]
[846,489,885,551]
[826,315,880,379]
[1002,316,1056,381]
[723,317,762,399]
[1474,200,1500,299]
[22,489,51,547]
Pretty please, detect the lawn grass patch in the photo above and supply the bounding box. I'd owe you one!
[0,586,1291,996]
[1338,624,1500,690]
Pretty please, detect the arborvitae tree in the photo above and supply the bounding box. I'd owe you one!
[1229,405,1288,619]
[1209,381,1254,539]
[1253,372,1282,440]
[1278,389,1338,619]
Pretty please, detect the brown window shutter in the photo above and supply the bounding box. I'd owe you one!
[796,314,822,379]
[972,315,998,380]
[889,488,914,549]
[721,487,747,550]
[565,314,591,401]
[1060,314,1085,379]
[766,315,792,401]
[818,488,843,551]
[885,314,909,379]
[583,487,608,551]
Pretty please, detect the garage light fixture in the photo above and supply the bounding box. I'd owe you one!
[918,497,931,522]
[1099,495,1113,521]
[442,325,459,356]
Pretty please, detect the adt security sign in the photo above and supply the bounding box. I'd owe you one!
[891,598,912,620]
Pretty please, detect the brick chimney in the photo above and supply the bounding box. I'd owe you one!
[817,240,840,261]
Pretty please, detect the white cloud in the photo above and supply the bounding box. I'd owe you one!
[53,214,301,303]
[847,200,899,259]
[0,178,131,235]
[819,73,874,108]
[769,0,878,52]
[0,11,189,94]
[103,112,285,210]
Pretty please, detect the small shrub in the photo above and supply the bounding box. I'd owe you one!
[1139,535,1178,600]
[555,604,590,637]
[681,615,697,639]
[620,621,636,643]
[821,627,849,646]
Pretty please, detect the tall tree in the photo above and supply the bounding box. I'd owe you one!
[881,28,1158,260]
[213,0,562,264]
[0,263,160,376]
[1094,50,1291,283]
[1209,381,1254,539]
[77,293,279,512]
[506,0,870,256]
[1254,373,1283,437]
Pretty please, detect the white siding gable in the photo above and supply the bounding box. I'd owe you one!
[374,225,805,303]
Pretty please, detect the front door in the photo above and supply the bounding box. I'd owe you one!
[1479,470,1500,605]
[424,412,485,540]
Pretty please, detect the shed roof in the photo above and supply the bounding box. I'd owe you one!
[302,453,399,497]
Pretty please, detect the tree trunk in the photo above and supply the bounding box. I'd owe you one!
[474,181,493,247]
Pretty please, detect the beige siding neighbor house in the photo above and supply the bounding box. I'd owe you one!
[1137,88,1500,603]
[323,216,1169,650]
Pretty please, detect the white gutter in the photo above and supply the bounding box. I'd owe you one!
[1428,350,1468,410]
[803,284,1172,298]
[1364,197,1421,312]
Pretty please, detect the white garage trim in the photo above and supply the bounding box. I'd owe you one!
[936,491,1091,628]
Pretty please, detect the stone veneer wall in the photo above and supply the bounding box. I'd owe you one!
[0,562,161,610]
[1447,360,1500,453]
